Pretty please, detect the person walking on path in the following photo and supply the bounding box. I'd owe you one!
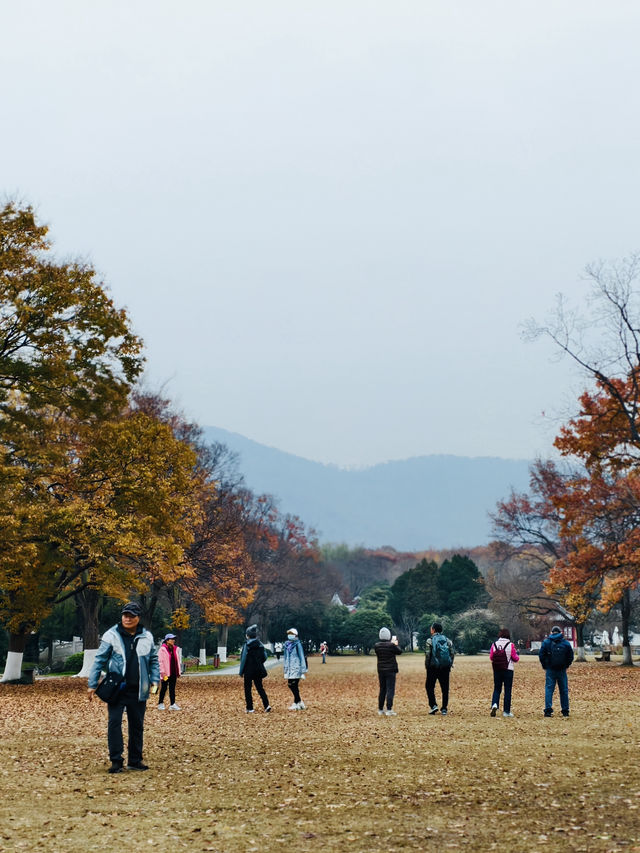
[158,633,182,710]
[539,626,574,717]
[87,602,159,773]
[319,640,328,664]
[239,624,271,713]
[489,628,519,717]
[274,641,283,661]
[283,627,307,710]
[374,627,402,716]
[425,622,455,715]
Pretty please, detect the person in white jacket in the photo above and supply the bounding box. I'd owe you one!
[282,627,307,710]
[489,628,520,718]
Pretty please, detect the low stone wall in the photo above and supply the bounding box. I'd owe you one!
[39,638,83,664]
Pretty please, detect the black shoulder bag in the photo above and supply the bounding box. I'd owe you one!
[95,636,140,704]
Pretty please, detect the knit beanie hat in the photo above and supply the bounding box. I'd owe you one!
[379,627,391,641]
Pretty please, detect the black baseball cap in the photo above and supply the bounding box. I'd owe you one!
[121,602,142,616]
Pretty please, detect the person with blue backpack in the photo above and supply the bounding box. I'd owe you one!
[425,622,455,715]
[538,625,574,717]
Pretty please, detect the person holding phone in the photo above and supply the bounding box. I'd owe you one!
[374,627,402,716]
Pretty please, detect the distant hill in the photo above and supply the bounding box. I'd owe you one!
[202,426,531,550]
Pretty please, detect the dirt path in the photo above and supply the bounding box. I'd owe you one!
[1,655,639,852]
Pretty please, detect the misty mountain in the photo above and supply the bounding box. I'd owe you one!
[202,426,532,550]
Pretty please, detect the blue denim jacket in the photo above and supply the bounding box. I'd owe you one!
[283,638,307,679]
[88,625,160,701]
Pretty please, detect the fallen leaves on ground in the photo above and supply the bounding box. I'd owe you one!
[0,655,639,852]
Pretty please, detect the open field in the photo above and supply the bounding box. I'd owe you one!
[1,655,639,852]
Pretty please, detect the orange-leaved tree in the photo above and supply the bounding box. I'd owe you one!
[528,258,640,664]
[545,464,640,665]
[491,458,600,659]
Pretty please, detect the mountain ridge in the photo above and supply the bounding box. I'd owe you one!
[202,426,531,550]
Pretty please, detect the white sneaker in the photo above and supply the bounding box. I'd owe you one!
[288,703,299,710]
[490,704,498,717]
[297,700,306,710]
[157,703,165,710]
[377,709,386,716]
[246,709,255,713]
[169,704,181,711]
[503,711,514,717]
[385,709,397,716]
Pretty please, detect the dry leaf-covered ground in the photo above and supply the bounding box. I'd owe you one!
[0,654,639,852]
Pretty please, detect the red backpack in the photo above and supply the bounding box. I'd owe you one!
[491,641,511,671]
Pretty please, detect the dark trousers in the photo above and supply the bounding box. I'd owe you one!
[287,678,301,703]
[545,668,569,713]
[107,689,146,765]
[378,671,396,711]
[491,668,514,713]
[426,666,450,710]
[159,676,177,706]
[244,674,270,710]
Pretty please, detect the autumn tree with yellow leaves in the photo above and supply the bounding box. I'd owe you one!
[0,202,149,678]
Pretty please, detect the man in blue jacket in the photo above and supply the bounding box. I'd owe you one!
[88,602,159,773]
[539,626,574,718]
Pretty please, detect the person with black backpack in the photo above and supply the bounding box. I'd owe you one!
[425,622,455,715]
[489,628,520,717]
[538,625,574,717]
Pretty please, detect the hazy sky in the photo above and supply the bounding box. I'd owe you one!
[2,2,639,466]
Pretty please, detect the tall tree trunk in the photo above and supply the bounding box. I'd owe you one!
[218,624,228,663]
[621,589,633,666]
[142,580,162,626]
[74,588,101,678]
[575,622,586,662]
[1,633,27,682]
[199,631,207,666]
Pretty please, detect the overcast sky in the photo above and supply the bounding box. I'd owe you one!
[2,2,639,466]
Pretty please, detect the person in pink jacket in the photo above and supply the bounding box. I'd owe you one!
[157,634,182,710]
[489,628,519,717]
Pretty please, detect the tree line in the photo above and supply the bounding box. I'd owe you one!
[265,552,493,657]
[3,202,639,676]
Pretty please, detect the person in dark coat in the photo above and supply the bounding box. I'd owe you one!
[539,626,574,717]
[239,624,271,713]
[425,622,455,716]
[374,627,402,716]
